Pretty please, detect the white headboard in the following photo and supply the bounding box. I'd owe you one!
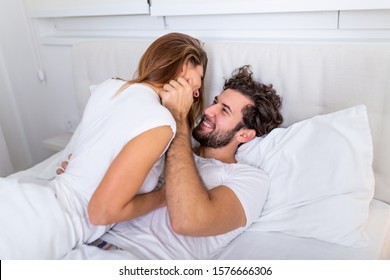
[71,39,390,204]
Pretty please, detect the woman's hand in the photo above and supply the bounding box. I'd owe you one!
[160,77,193,122]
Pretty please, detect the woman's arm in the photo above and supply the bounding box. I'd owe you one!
[57,155,167,223]
[114,184,166,220]
[87,125,173,225]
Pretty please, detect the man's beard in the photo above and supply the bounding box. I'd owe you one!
[192,118,244,149]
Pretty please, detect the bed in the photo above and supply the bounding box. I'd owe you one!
[9,39,390,259]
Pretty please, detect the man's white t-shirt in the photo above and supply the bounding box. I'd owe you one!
[101,154,269,259]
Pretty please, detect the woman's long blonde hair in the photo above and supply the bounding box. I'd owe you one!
[117,32,208,129]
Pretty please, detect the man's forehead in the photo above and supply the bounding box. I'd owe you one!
[217,89,253,107]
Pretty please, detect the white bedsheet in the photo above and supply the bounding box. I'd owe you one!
[59,199,390,260]
[8,151,390,260]
[217,199,390,260]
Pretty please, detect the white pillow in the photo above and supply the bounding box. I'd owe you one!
[236,105,375,247]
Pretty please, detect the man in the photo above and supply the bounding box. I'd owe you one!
[160,65,283,237]
[63,65,283,259]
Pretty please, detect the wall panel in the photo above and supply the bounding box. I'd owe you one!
[340,9,390,29]
[25,0,150,17]
[151,0,390,16]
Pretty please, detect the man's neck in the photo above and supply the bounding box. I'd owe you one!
[195,145,237,164]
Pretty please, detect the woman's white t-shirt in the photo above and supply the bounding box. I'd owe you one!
[54,79,176,243]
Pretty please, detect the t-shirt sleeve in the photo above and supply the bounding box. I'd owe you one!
[222,165,270,228]
[125,106,177,156]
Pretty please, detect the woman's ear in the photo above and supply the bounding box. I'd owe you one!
[236,128,256,144]
[180,62,189,77]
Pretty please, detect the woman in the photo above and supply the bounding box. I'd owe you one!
[0,32,208,259]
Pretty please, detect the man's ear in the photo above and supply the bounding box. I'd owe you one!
[236,128,256,144]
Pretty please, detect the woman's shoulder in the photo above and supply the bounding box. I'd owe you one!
[98,78,126,89]
[88,78,126,97]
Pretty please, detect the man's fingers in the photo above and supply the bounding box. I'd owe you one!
[168,79,181,88]
[163,83,174,91]
[56,154,72,175]
[176,77,189,86]
[61,161,68,170]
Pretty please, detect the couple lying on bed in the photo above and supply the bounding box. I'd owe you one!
[0,32,282,259]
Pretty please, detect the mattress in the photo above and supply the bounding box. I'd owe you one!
[8,151,390,260]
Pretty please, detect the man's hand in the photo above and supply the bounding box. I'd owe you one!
[56,154,72,175]
[160,77,193,122]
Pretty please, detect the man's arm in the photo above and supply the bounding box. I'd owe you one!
[164,119,246,236]
[161,79,247,236]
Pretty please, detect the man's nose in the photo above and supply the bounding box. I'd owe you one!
[204,104,217,117]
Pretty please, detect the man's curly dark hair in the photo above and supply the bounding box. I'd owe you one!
[223,65,283,136]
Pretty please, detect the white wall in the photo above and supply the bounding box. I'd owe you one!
[0,125,14,176]
[0,1,35,173]
[1,0,390,173]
